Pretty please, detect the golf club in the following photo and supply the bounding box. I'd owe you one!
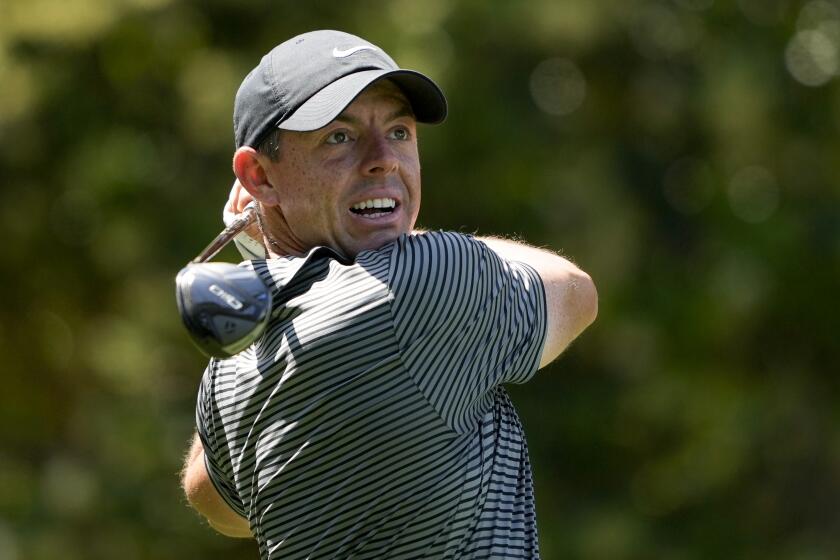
[175,201,273,358]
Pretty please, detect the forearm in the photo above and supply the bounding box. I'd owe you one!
[181,433,252,538]
[477,235,598,368]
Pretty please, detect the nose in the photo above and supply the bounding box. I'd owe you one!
[360,136,399,177]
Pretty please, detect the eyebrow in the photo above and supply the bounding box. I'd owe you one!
[333,97,415,126]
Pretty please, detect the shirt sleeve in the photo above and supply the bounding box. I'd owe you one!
[388,231,547,432]
[195,361,247,517]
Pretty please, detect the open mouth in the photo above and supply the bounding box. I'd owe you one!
[349,198,398,219]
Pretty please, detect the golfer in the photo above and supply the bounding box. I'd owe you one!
[181,30,597,559]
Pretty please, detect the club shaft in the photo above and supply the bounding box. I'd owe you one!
[191,202,259,264]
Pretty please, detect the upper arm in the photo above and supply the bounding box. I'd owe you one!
[188,364,251,538]
[388,232,547,429]
[181,433,251,538]
[465,236,598,370]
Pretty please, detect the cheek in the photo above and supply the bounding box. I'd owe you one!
[285,183,330,223]
[274,156,334,217]
[400,153,422,191]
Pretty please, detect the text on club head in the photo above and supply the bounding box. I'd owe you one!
[209,284,244,310]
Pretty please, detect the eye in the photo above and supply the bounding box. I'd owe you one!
[325,130,352,145]
[389,126,411,141]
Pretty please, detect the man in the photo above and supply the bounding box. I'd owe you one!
[181,30,597,559]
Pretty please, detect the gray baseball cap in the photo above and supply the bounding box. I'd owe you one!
[233,30,448,148]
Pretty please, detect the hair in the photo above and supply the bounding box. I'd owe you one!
[257,129,283,161]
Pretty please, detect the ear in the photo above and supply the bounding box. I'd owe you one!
[232,147,282,206]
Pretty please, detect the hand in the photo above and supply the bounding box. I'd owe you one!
[225,180,261,241]
[227,179,254,214]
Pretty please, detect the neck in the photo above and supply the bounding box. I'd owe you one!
[256,206,308,258]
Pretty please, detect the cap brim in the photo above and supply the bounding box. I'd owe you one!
[278,69,447,132]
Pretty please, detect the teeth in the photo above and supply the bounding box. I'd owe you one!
[352,198,396,210]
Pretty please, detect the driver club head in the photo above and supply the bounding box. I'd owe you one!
[175,262,272,358]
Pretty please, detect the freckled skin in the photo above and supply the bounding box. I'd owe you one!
[254,80,421,260]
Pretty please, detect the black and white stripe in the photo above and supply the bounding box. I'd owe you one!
[196,231,547,559]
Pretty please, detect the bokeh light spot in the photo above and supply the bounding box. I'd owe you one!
[797,0,840,31]
[529,58,587,116]
[41,456,99,518]
[785,29,839,86]
[629,4,702,60]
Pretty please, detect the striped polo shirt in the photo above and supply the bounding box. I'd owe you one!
[196,231,547,559]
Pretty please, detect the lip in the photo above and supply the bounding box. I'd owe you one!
[348,189,402,209]
[347,188,403,220]
[346,202,403,228]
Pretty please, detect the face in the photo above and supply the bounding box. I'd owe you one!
[257,80,421,259]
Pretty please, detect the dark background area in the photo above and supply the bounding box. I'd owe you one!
[1,0,838,558]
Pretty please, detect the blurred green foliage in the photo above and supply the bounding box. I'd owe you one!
[1,0,839,558]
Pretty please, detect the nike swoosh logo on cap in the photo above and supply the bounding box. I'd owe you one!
[332,45,378,58]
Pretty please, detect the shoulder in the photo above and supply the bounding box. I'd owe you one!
[392,230,480,252]
[385,231,500,328]
[386,230,488,272]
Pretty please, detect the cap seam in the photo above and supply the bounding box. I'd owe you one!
[268,53,289,129]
